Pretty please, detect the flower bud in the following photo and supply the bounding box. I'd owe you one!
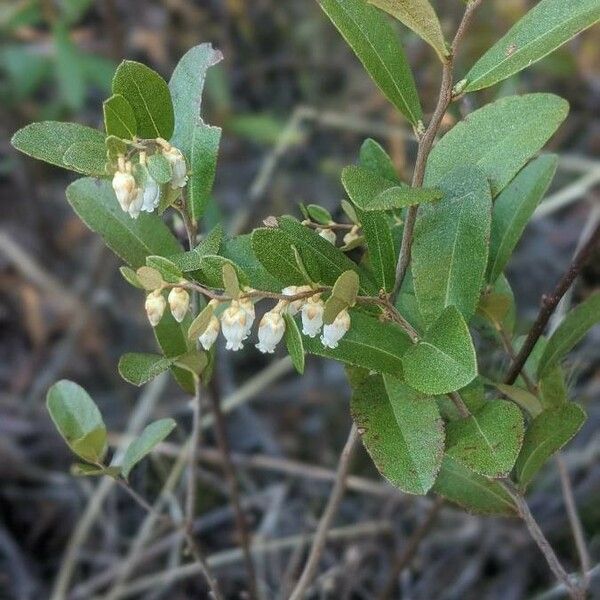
[238,297,256,339]
[282,285,312,316]
[168,287,189,323]
[221,301,248,351]
[199,315,220,351]
[145,290,166,327]
[321,309,351,349]
[317,228,336,245]
[163,146,188,189]
[112,170,138,213]
[301,294,324,338]
[343,226,360,246]
[256,309,286,354]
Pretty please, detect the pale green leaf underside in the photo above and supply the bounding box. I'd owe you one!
[118,353,176,386]
[283,313,305,374]
[464,0,600,92]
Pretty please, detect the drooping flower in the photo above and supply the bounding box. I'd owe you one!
[317,228,336,245]
[112,169,138,213]
[321,309,351,349]
[199,315,220,351]
[145,290,166,327]
[163,146,188,189]
[256,309,286,354]
[221,301,248,351]
[301,294,324,338]
[168,287,189,323]
[238,297,256,339]
[141,173,160,213]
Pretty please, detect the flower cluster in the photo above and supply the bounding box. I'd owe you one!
[111,140,187,219]
[145,285,352,355]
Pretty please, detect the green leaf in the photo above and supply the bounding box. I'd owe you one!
[169,43,223,156]
[425,94,569,197]
[413,166,492,326]
[63,140,108,177]
[359,138,399,183]
[514,404,586,488]
[319,0,422,125]
[169,225,224,273]
[343,164,441,212]
[323,295,349,326]
[488,155,558,283]
[283,313,305,374]
[331,270,359,306]
[11,121,105,172]
[153,309,194,394]
[174,350,208,375]
[446,401,525,478]
[306,204,333,225]
[222,262,240,298]
[120,418,176,479]
[118,353,175,386]
[539,366,568,409]
[188,123,221,220]
[120,266,144,289]
[402,306,477,395]
[112,60,174,139]
[369,0,448,61]
[46,380,107,463]
[147,152,172,184]
[188,304,214,340]
[194,255,249,289]
[103,93,137,139]
[351,374,444,494]
[71,463,120,478]
[252,217,377,294]
[463,0,600,93]
[146,256,183,284]
[66,178,182,269]
[433,456,517,516]
[538,293,600,377]
[494,383,543,418]
[303,310,411,375]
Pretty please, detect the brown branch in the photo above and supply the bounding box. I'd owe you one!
[392,0,484,299]
[288,424,360,600]
[504,222,600,385]
[208,377,259,600]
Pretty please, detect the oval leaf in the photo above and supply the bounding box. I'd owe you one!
[46,380,107,463]
[118,353,175,386]
[351,374,444,495]
[103,93,137,139]
[283,313,305,374]
[112,60,174,139]
[319,0,422,125]
[425,94,569,197]
[120,418,176,478]
[446,400,525,478]
[537,292,600,377]
[514,404,586,488]
[63,140,107,177]
[413,166,492,326]
[464,0,600,92]
[402,306,477,395]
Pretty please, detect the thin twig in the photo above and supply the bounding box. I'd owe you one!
[288,424,360,600]
[392,0,484,299]
[501,480,582,599]
[208,377,259,600]
[377,498,444,600]
[504,222,600,384]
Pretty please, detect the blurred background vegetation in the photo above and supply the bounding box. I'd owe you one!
[0,1,598,599]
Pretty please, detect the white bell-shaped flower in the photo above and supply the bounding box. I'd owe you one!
[256,309,286,354]
[199,315,220,351]
[145,290,166,327]
[321,309,351,349]
[221,301,248,351]
[301,295,324,338]
[163,146,188,189]
[238,297,256,339]
[141,174,160,213]
[112,170,138,213]
[282,285,312,315]
[126,189,145,219]
[168,287,189,323]
[317,228,336,245]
